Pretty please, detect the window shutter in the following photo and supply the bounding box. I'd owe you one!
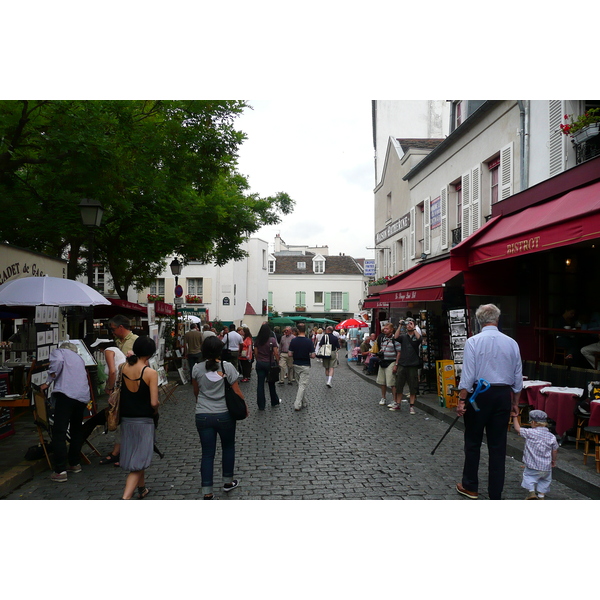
[461,171,471,240]
[301,291,306,307]
[295,291,301,307]
[470,165,481,234]
[500,142,513,200]
[549,100,565,176]
[342,292,349,312]
[391,240,396,274]
[409,206,416,259]
[402,236,407,271]
[423,197,431,255]
[268,291,273,307]
[324,292,331,312]
[440,186,448,250]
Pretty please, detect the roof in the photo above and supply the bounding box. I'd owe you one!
[271,254,363,275]
[396,138,445,153]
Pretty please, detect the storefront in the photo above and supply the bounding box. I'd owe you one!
[450,156,600,367]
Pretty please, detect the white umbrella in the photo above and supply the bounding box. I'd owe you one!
[0,276,111,306]
[182,315,201,323]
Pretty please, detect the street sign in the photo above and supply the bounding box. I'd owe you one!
[174,297,183,305]
[174,284,184,298]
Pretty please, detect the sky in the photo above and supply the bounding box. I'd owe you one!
[235,99,376,261]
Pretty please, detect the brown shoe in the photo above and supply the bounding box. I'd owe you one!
[526,492,538,500]
[456,483,478,499]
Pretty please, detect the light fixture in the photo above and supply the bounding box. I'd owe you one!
[79,198,104,228]
[170,257,182,276]
[565,258,572,266]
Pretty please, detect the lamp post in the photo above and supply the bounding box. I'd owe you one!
[170,257,182,364]
[79,198,104,340]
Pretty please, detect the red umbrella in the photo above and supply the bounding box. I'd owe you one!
[335,318,369,330]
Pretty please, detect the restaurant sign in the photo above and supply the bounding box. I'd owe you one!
[0,262,48,285]
[375,213,410,244]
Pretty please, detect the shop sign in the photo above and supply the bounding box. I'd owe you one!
[431,197,441,229]
[506,236,540,255]
[375,213,410,244]
[0,262,47,285]
[393,290,418,301]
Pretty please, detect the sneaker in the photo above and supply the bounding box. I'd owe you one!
[50,471,67,483]
[387,401,399,408]
[326,382,332,388]
[223,480,240,492]
[67,464,82,473]
[409,406,416,415]
[379,398,387,405]
[389,403,401,411]
[456,483,478,499]
[526,491,538,500]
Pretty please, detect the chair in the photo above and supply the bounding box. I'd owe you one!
[552,337,568,364]
[159,381,179,405]
[522,360,537,380]
[538,362,553,383]
[583,426,600,473]
[568,367,591,390]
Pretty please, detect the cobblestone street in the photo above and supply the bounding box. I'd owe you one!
[4,360,591,500]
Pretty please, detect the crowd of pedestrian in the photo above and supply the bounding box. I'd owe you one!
[42,305,554,501]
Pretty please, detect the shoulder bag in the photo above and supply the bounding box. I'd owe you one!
[106,363,125,431]
[222,372,248,420]
[221,333,233,362]
[316,334,333,358]
[267,341,281,382]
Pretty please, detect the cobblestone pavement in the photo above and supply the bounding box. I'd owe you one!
[4,360,591,500]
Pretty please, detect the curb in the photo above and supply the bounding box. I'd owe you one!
[346,359,600,500]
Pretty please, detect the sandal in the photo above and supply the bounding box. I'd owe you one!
[99,453,120,465]
[137,486,150,499]
[203,493,214,500]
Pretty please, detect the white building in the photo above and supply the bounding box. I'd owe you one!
[268,235,367,321]
[135,237,269,333]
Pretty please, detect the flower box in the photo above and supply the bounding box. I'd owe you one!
[185,295,203,304]
[147,294,164,302]
[295,306,306,312]
[573,123,600,144]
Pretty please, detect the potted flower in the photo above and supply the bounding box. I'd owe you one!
[560,108,600,143]
[185,294,202,304]
[147,293,164,302]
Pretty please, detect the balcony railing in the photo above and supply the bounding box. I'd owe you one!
[575,136,600,165]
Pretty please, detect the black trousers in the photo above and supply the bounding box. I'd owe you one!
[51,392,87,473]
[461,386,511,500]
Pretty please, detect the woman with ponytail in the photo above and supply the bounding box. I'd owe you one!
[192,335,243,499]
[119,336,159,499]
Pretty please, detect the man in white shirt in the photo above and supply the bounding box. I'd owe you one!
[223,327,243,371]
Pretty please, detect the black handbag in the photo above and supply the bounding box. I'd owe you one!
[223,376,248,420]
[221,333,233,362]
[267,342,281,382]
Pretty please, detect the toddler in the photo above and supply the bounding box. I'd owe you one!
[512,409,558,499]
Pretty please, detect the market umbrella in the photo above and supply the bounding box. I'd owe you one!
[182,315,201,323]
[335,318,369,330]
[0,276,111,306]
[269,316,295,326]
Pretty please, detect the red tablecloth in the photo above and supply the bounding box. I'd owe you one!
[540,387,583,436]
[520,381,552,409]
[589,401,600,427]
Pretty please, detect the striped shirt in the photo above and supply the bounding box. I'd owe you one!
[519,426,559,471]
[460,325,523,393]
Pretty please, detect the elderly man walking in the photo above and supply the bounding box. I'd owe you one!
[456,304,522,500]
[278,326,296,385]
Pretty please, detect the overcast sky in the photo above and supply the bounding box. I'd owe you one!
[235,99,375,261]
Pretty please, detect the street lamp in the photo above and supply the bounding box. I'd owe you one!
[170,257,183,365]
[79,198,104,341]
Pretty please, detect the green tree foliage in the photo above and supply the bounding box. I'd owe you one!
[0,100,293,298]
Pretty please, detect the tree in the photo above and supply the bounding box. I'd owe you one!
[0,100,294,297]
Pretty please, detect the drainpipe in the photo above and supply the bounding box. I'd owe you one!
[517,100,530,191]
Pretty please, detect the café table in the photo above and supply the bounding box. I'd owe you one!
[520,380,552,410]
[539,386,584,436]
[589,400,600,428]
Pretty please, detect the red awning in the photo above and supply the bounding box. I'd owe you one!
[378,258,462,303]
[155,301,174,316]
[94,298,148,319]
[451,180,600,269]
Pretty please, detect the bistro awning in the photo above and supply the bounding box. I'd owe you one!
[94,298,148,319]
[378,258,462,303]
[451,180,600,270]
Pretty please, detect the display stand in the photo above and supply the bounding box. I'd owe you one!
[417,310,438,393]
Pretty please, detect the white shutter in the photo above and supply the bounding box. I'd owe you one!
[549,100,565,176]
[440,186,448,250]
[402,236,407,271]
[392,239,397,274]
[423,197,431,255]
[409,206,416,259]
[470,165,481,234]
[461,171,471,240]
[500,142,513,200]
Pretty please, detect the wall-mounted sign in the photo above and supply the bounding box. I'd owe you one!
[375,212,410,244]
[223,297,230,306]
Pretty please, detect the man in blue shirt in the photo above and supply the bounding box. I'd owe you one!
[456,304,522,500]
[289,323,316,411]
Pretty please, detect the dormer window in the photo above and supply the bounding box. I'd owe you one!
[268,254,276,273]
[297,261,306,270]
[312,254,326,274]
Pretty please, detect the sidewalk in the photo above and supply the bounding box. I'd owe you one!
[347,360,600,500]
